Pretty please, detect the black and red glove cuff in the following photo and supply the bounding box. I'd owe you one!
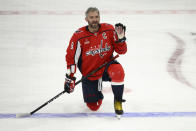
[66,74,76,81]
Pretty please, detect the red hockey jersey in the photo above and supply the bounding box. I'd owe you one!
[66,23,127,80]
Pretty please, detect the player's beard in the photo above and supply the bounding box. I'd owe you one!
[89,21,99,29]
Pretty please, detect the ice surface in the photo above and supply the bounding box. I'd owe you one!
[0,0,196,131]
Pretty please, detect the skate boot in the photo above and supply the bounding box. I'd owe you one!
[114,99,126,119]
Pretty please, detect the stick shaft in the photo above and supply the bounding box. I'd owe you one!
[30,54,119,115]
[30,91,66,115]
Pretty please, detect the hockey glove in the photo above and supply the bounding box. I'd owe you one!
[115,23,126,42]
[64,74,76,93]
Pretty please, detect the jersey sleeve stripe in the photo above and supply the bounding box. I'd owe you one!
[74,41,81,64]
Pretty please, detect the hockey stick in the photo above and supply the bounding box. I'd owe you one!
[16,54,119,118]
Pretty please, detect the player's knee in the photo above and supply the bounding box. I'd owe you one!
[86,103,99,111]
[108,64,125,82]
[86,99,102,111]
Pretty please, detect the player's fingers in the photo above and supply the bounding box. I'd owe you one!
[115,27,120,33]
[116,26,120,31]
[118,26,123,34]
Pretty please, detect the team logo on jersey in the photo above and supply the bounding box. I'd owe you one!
[86,40,111,57]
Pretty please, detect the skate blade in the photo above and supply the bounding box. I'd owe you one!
[116,114,122,119]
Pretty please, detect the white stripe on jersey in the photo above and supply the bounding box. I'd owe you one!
[67,68,71,75]
[74,41,81,65]
[71,65,76,73]
[111,81,124,85]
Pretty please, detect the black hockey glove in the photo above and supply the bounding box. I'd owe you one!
[64,74,76,93]
[115,23,126,43]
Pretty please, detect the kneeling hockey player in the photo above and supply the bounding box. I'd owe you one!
[64,7,127,117]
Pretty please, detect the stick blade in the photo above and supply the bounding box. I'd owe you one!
[16,113,31,118]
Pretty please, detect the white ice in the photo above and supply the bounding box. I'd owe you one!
[0,0,196,131]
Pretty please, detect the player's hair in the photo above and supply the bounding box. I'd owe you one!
[85,7,100,16]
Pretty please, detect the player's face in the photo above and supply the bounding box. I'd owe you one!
[85,11,100,29]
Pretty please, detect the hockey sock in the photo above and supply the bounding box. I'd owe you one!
[111,85,124,101]
[107,64,125,100]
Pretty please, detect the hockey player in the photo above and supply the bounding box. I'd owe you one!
[64,7,127,117]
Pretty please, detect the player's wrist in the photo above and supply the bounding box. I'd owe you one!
[66,73,76,81]
[115,37,126,43]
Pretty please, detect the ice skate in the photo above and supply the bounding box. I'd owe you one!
[114,99,125,119]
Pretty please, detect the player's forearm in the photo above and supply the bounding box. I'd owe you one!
[114,41,127,54]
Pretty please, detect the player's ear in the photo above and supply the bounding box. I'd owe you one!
[85,17,88,22]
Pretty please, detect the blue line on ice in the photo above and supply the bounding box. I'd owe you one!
[1,112,196,118]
